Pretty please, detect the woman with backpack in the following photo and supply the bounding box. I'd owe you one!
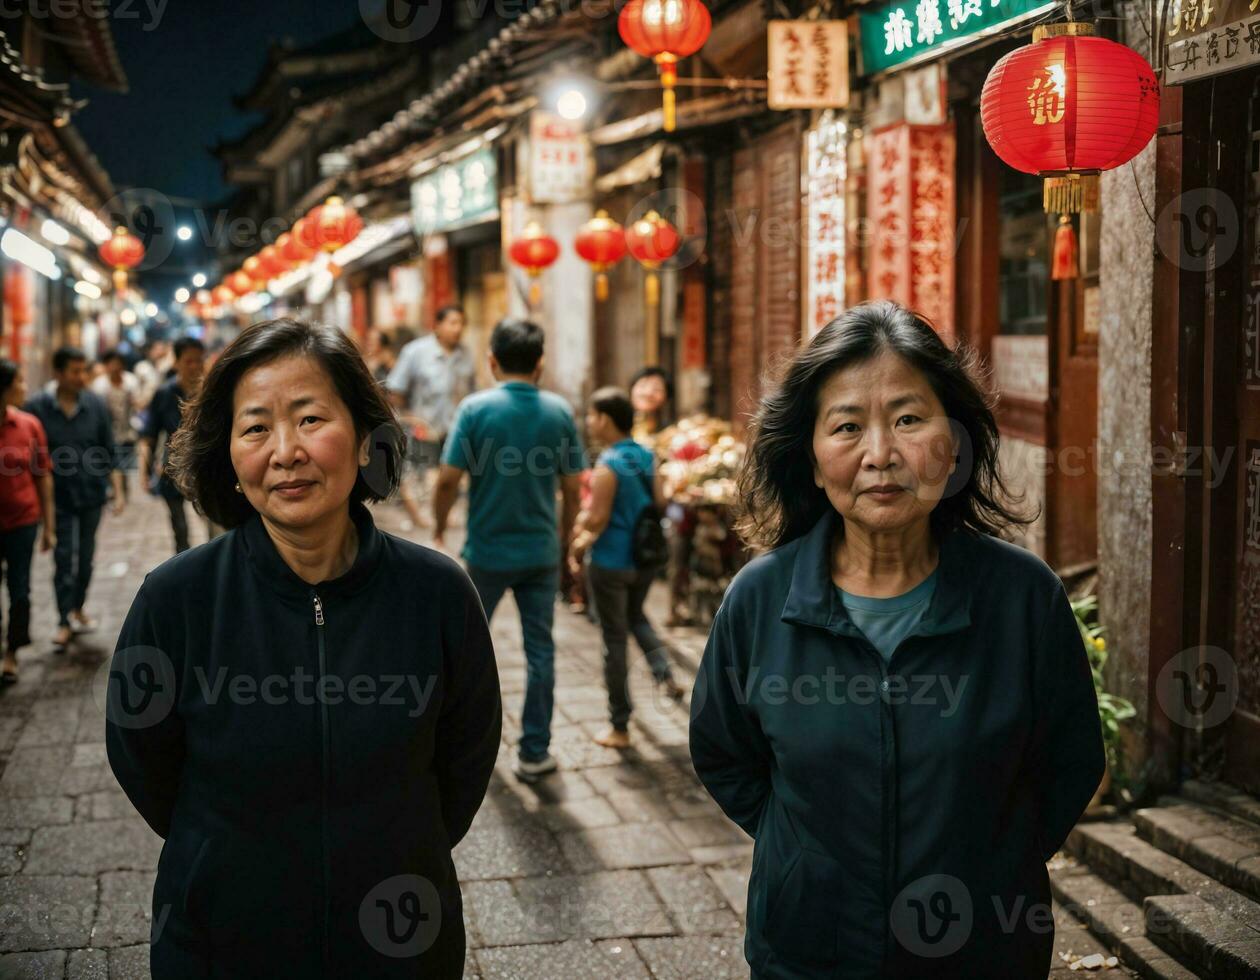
[570,387,685,748]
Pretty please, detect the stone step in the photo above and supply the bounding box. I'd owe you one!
[1049,863,1202,979]
[1067,822,1260,978]
[1134,796,1260,903]
[1145,894,1260,980]
[1178,780,1260,830]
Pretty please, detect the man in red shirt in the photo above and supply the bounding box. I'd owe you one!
[0,359,55,683]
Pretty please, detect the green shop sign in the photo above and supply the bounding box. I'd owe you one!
[410,148,498,236]
[859,0,1056,75]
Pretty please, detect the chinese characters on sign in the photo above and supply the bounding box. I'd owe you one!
[1165,8,1260,83]
[768,21,850,109]
[805,111,848,338]
[860,0,1055,74]
[410,148,498,236]
[526,111,592,204]
[865,123,957,342]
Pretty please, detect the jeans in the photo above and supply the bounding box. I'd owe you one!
[587,563,675,730]
[53,506,101,626]
[0,523,38,651]
[467,565,557,762]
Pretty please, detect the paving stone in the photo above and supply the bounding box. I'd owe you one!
[687,843,754,866]
[91,872,155,948]
[106,944,149,979]
[646,866,742,935]
[463,879,568,947]
[537,797,622,833]
[13,699,81,749]
[556,822,690,872]
[0,831,30,847]
[0,848,22,876]
[0,950,68,979]
[666,788,725,820]
[513,871,673,940]
[0,875,96,951]
[73,791,135,824]
[66,947,108,980]
[0,747,73,799]
[492,769,595,809]
[0,797,73,832]
[632,935,748,979]
[23,819,160,876]
[475,938,651,979]
[667,817,746,850]
[453,822,569,880]
[605,790,677,825]
[705,859,752,918]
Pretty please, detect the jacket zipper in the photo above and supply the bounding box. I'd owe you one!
[313,592,331,977]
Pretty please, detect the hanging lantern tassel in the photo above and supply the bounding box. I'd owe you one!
[644,267,660,307]
[1051,216,1079,281]
[657,56,678,132]
[529,274,543,308]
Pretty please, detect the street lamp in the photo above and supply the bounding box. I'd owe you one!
[174,287,191,304]
[191,273,207,288]
[144,302,159,318]
[556,88,588,121]
[176,225,194,242]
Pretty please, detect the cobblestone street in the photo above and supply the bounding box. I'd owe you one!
[0,494,1124,978]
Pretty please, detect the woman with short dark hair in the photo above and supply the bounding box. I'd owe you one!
[689,301,1104,977]
[105,318,502,978]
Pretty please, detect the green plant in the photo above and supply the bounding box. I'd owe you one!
[1070,596,1137,791]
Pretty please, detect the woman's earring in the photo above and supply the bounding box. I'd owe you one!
[234,482,243,493]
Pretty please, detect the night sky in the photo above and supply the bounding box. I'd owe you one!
[73,1,364,206]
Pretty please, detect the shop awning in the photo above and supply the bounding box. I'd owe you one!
[595,143,665,195]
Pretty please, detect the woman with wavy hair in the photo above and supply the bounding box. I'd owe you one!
[105,318,501,979]
[689,300,1104,978]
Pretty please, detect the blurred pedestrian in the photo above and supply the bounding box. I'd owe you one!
[386,305,476,528]
[133,338,171,409]
[433,318,585,782]
[629,365,672,442]
[689,301,1104,977]
[570,387,684,749]
[140,337,218,554]
[24,346,124,651]
[0,360,54,683]
[90,348,140,501]
[369,330,397,385]
[106,317,501,979]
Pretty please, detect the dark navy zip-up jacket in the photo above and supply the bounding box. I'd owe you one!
[689,510,1104,979]
[105,502,501,978]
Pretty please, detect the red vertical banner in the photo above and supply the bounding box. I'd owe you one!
[865,122,956,344]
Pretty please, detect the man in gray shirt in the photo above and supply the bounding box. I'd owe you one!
[386,305,476,525]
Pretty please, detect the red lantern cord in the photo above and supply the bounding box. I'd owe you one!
[99,227,144,292]
[575,211,628,301]
[619,0,712,132]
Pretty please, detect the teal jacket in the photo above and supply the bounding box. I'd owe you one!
[689,510,1104,979]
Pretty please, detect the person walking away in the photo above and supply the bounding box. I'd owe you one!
[369,330,397,385]
[433,318,586,782]
[386,306,476,528]
[140,337,218,555]
[570,387,684,749]
[91,349,140,502]
[132,339,170,410]
[24,346,125,651]
[0,359,54,683]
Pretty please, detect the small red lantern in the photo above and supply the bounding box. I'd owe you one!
[259,244,289,279]
[227,270,254,297]
[508,222,560,306]
[302,197,365,254]
[99,227,145,292]
[575,211,627,302]
[626,209,681,307]
[619,0,712,132]
[242,255,270,289]
[212,284,236,308]
[280,227,315,265]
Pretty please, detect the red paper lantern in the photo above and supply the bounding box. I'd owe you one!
[980,22,1158,214]
[242,255,269,289]
[619,0,711,132]
[302,197,365,254]
[212,284,236,308]
[508,222,560,307]
[575,211,627,301]
[259,244,289,279]
[280,227,315,265]
[625,210,681,311]
[99,227,145,291]
[227,270,254,297]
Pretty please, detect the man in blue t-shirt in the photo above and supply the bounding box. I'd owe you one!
[434,318,586,782]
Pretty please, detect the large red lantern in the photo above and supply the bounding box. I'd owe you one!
[99,227,144,292]
[227,270,254,297]
[575,211,627,301]
[980,22,1158,215]
[619,0,712,132]
[280,227,315,265]
[508,222,560,306]
[302,197,365,254]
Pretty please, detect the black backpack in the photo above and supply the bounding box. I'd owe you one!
[631,467,670,570]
